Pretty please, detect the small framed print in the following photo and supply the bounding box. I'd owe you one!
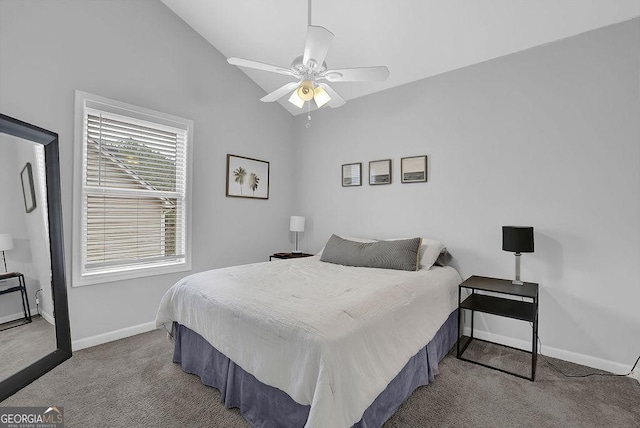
[226,154,270,199]
[342,163,362,187]
[369,159,392,185]
[21,162,37,213]
[401,155,427,183]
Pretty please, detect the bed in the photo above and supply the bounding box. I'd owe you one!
[156,239,461,428]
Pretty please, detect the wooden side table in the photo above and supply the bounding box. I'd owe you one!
[0,271,32,330]
[457,275,539,381]
[269,252,314,261]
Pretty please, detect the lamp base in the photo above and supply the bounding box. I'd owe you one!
[512,253,523,286]
[292,231,302,254]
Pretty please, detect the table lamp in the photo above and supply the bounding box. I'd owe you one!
[290,216,305,254]
[0,234,14,273]
[502,226,534,285]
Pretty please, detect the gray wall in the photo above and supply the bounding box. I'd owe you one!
[0,0,295,342]
[293,19,640,371]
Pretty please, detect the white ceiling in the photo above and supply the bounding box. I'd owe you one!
[162,0,640,116]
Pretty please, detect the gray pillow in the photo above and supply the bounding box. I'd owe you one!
[320,234,421,271]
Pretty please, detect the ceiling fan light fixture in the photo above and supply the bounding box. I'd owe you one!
[313,86,331,108]
[288,90,305,108]
[296,80,315,101]
[227,0,388,113]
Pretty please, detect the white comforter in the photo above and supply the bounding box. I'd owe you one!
[155,256,461,428]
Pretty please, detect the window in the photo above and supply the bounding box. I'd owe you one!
[73,91,192,286]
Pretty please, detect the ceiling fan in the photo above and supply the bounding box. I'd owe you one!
[227,0,390,111]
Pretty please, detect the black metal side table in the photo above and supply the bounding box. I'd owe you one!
[457,275,539,381]
[0,271,32,330]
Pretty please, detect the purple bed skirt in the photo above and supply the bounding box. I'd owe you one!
[172,309,458,428]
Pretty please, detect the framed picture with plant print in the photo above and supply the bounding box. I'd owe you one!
[21,162,37,213]
[401,155,427,183]
[369,159,392,185]
[342,162,362,187]
[226,154,270,199]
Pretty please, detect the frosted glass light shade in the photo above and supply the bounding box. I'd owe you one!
[314,86,331,108]
[0,234,13,251]
[288,91,305,108]
[289,216,305,232]
[296,80,314,101]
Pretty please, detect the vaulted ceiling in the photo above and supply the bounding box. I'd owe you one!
[162,0,640,115]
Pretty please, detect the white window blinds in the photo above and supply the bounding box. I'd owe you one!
[78,103,189,278]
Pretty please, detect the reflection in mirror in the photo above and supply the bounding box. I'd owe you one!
[0,134,56,382]
[0,113,70,401]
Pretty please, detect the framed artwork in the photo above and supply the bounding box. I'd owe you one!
[20,162,37,213]
[226,154,270,199]
[342,163,362,187]
[369,159,392,185]
[401,155,427,183]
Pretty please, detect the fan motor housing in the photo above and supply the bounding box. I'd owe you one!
[291,55,327,75]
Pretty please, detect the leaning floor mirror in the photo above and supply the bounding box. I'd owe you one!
[0,113,71,401]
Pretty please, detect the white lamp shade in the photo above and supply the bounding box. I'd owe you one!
[314,86,331,108]
[0,234,13,251]
[289,216,305,232]
[288,90,305,108]
[296,80,314,101]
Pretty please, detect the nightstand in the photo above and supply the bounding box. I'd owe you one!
[456,275,539,381]
[269,252,314,261]
[0,272,32,331]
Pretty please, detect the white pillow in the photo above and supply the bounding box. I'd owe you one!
[419,238,446,270]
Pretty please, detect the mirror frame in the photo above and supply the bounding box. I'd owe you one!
[0,113,72,401]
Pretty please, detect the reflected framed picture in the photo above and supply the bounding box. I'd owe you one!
[401,155,427,183]
[20,162,37,213]
[226,154,270,199]
[369,159,392,185]
[342,163,362,187]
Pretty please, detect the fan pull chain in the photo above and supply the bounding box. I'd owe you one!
[308,0,312,27]
[306,102,312,128]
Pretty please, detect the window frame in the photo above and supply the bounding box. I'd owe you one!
[72,90,193,287]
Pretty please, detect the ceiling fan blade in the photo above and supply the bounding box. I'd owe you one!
[260,82,300,102]
[323,66,390,82]
[302,26,334,70]
[228,57,293,76]
[318,83,346,108]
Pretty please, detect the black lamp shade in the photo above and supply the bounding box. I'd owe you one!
[502,226,534,253]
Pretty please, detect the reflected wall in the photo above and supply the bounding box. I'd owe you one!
[0,134,56,381]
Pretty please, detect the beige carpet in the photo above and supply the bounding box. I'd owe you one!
[0,316,56,381]
[1,329,638,427]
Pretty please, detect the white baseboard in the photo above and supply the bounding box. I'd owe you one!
[462,327,632,375]
[72,321,157,351]
[0,307,37,325]
[41,310,55,325]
